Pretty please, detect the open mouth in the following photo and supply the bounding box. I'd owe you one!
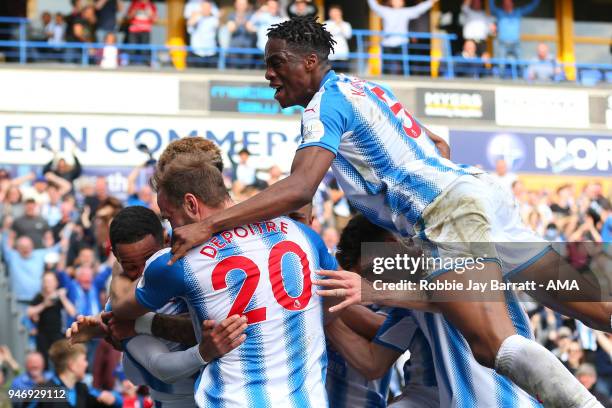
[270,84,284,97]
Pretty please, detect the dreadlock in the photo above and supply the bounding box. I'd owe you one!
[267,16,336,62]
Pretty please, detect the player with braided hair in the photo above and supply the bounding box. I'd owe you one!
[170,17,608,407]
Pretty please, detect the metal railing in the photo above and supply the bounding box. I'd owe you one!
[1,16,611,85]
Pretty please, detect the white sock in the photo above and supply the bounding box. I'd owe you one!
[495,334,602,408]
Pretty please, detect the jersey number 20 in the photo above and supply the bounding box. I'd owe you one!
[211,240,312,324]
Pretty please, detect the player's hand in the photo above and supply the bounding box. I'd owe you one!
[169,220,213,265]
[108,317,137,340]
[66,314,109,345]
[97,390,116,406]
[199,315,248,363]
[313,270,371,313]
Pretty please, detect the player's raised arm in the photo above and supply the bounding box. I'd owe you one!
[169,146,334,264]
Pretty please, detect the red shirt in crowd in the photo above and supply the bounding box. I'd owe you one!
[127,0,157,33]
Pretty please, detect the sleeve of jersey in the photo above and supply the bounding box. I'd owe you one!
[373,308,419,353]
[135,252,186,311]
[297,93,351,156]
[125,335,205,384]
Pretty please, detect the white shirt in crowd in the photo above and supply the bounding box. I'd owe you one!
[461,3,494,42]
[367,0,435,47]
[188,14,219,57]
[236,162,257,186]
[100,45,119,69]
[325,19,352,61]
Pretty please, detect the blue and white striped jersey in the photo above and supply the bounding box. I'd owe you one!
[374,308,437,389]
[403,292,543,407]
[136,217,331,408]
[326,307,392,408]
[105,299,196,407]
[298,70,482,237]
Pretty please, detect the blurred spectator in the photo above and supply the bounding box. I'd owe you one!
[322,227,339,255]
[409,0,434,75]
[51,196,77,243]
[43,150,82,190]
[66,264,112,318]
[28,12,52,61]
[455,39,491,78]
[248,0,285,53]
[226,0,256,68]
[65,4,97,63]
[286,0,317,19]
[0,345,20,403]
[552,326,573,361]
[490,158,517,192]
[489,0,540,61]
[27,272,76,366]
[187,0,219,67]
[595,332,612,398]
[367,0,437,75]
[324,4,352,70]
[461,0,494,55]
[126,164,155,207]
[526,43,562,81]
[235,148,257,187]
[575,364,612,408]
[99,31,119,68]
[11,198,51,249]
[184,0,219,20]
[126,0,157,65]
[39,339,121,407]
[119,379,153,408]
[15,174,50,205]
[0,185,25,224]
[65,0,84,42]
[48,13,67,59]
[40,184,64,228]
[564,340,586,374]
[83,176,110,219]
[1,230,59,312]
[266,165,283,186]
[94,0,123,43]
[10,351,51,392]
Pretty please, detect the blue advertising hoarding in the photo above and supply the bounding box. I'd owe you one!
[449,131,612,176]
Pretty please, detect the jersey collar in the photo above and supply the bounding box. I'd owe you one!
[319,69,337,89]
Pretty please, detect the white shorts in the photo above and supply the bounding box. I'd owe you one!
[389,384,440,408]
[413,173,552,280]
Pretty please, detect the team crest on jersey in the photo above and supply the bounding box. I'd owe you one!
[302,119,325,143]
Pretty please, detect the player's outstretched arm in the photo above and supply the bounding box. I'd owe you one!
[169,146,335,265]
[325,316,400,380]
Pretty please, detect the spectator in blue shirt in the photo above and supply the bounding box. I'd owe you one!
[125,165,155,208]
[10,351,52,392]
[1,232,59,311]
[65,265,111,318]
[490,0,540,61]
[187,0,219,67]
[526,42,562,81]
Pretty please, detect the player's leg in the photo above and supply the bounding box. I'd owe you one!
[432,262,603,408]
[509,248,612,332]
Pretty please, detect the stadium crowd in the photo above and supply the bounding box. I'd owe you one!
[0,141,610,407]
[17,0,570,81]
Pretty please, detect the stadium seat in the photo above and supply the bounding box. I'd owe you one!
[579,69,603,86]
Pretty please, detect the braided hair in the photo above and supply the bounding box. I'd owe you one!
[267,16,336,62]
